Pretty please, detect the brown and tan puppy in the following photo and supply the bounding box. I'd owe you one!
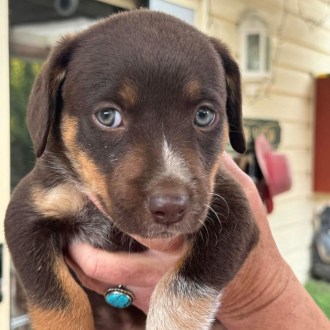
[5,10,258,330]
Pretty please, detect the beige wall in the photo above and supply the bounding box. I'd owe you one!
[206,0,330,282]
[0,0,11,327]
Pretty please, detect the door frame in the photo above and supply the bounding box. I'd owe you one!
[0,0,11,328]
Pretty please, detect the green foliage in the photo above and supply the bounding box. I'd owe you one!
[305,279,330,318]
[10,58,42,189]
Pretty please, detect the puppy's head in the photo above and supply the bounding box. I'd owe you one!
[28,10,245,238]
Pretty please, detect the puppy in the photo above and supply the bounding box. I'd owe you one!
[5,10,258,330]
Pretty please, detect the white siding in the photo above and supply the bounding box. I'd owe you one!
[207,0,330,283]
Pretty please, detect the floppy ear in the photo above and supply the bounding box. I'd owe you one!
[27,36,77,157]
[209,38,246,154]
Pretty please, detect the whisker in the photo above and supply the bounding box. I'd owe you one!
[208,192,230,220]
[128,235,134,255]
[203,204,223,242]
[197,218,209,245]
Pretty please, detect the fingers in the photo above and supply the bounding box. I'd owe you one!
[66,253,154,314]
[220,152,279,254]
[66,256,110,294]
[128,286,154,314]
[68,242,182,288]
[67,241,186,314]
[222,152,258,194]
[222,152,252,181]
[222,152,267,220]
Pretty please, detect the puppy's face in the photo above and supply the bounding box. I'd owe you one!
[28,11,245,238]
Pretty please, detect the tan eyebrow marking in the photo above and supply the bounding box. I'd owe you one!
[118,79,138,107]
[184,79,200,100]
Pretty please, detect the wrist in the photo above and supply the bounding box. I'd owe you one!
[218,241,290,326]
[218,247,330,329]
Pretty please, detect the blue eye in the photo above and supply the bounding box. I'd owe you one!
[96,108,122,128]
[194,107,215,127]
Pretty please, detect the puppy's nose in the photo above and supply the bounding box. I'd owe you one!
[148,190,189,225]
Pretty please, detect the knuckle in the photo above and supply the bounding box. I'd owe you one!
[82,256,103,279]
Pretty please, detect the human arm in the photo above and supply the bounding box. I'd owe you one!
[216,154,330,329]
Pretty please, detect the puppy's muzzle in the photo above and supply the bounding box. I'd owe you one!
[148,187,189,225]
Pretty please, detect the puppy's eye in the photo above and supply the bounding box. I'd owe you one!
[96,108,122,128]
[194,107,216,127]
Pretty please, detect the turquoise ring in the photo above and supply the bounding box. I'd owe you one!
[104,285,134,309]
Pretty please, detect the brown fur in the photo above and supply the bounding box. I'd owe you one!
[32,184,85,218]
[28,256,94,330]
[118,79,139,108]
[5,10,258,330]
[61,114,78,152]
[184,79,200,101]
[61,114,110,204]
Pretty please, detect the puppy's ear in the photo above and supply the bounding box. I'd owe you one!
[210,38,246,154]
[27,36,77,157]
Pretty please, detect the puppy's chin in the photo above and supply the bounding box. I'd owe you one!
[130,234,186,252]
[127,214,208,239]
[139,231,178,239]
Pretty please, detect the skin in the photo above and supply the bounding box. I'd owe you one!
[67,153,330,329]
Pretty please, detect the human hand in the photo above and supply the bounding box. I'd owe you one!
[67,235,187,314]
[217,154,329,329]
[67,153,329,329]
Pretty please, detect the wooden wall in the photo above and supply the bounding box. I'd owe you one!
[206,0,330,282]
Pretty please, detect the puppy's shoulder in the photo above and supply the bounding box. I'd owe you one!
[7,168,86,221]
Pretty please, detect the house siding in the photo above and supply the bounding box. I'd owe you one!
[206,0,330,282]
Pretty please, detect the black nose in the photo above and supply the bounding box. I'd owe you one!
[148,189,189,225]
